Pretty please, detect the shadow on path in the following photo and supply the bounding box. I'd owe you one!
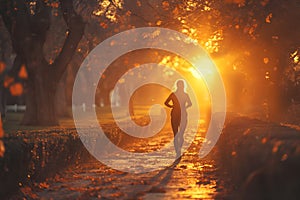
[135,157,182,198]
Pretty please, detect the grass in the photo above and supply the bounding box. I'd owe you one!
[2,106,158,133]
[3,112,77,135]
[2,105,207,135]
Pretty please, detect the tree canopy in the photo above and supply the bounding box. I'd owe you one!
[0,0,299,124]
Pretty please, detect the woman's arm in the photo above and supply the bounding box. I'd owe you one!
[186,94,192,108]
[164,93,173,108]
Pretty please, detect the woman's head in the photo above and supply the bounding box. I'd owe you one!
[175,79,186,92]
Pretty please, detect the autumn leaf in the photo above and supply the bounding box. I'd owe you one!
[172,7,179,15]
[4,76,14,88]
[9,83,23,96]
[0,61,5,74]
[261,137,268,144]
[162,1,170,10]
[20,186,39,199]
[100,22,108,29]
[19,64,28,79]
[263,57,269,64]
[39,182,50,189]
[0,141,4,158]
[50,2,60,8]
[125,10,131,17]
[265,13,272,23]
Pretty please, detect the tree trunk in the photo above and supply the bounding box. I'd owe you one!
[1,0,85,126]
[22,64,58,125]
[55,75,70,118]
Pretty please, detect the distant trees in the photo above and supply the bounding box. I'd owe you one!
[216,0,300,119]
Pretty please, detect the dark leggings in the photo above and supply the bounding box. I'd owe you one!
[171,109,187,154]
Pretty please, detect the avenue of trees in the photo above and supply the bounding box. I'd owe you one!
[0,0,299,125]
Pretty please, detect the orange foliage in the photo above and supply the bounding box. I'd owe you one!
[19,65,28,79]
[9,83,23,96]
[4,76,14,88]
[136,0,141,7]
[0,61,5,74]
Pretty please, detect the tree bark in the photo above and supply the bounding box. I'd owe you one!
[0,0,85,125]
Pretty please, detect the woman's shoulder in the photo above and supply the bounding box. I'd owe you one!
[167,92,175,98]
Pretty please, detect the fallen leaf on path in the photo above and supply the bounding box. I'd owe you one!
[148,186,166,193]
[0,141,4,157]
[39,182,50,189]
[20,186,39,199]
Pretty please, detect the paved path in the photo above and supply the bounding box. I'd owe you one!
[20,121,231,200]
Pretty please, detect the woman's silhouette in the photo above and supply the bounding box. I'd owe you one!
[165,80,192,156]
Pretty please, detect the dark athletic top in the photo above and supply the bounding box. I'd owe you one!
[165,92,192,115]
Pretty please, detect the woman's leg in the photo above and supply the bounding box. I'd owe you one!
[171,114,180,155]
[177,112,187,154]
[178,118,187,151]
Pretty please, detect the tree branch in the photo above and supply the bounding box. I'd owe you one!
[8,54,23,77]
[0,0,13,34]
[52,0,85,80]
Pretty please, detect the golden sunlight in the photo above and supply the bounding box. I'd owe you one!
[295,56,299,64]
[93,0,123,22]
[204,30,223,53]
[189,67,202,79]
[158,53,212,123]
[176,163,217,199]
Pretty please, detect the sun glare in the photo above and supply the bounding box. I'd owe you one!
[189,67,202,79]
